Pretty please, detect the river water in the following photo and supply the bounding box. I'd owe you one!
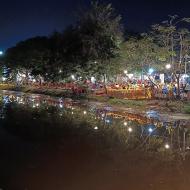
[0,90,190,190]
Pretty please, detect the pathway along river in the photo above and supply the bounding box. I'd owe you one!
[0,90,190,190]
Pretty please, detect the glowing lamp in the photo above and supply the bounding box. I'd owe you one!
[128,127,133,132]
[166,64,171,69]
[148,128,153,133]
[165,144,170,149]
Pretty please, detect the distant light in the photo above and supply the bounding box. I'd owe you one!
[91,76,96,83]
[83,111,87,115]
[182,74,189,78]
[128,127,133,132]
[148,68,154,74]
[71,112,74,115]
[2,77,6,81]
[105,119,110,123]
[166,64,171,69]
[115,84,119,88]
[0,51,3,55]
[59,69,62,73]
[165,144,170,149]
[128,74,134,79]
[148,128,153,133]
[124,70,128,74]
[33,79,36,82]
[94,126,98,130]
[36,103,39,107]
[59,104,63,108]
[71,75,75,80]
[124,122,127,126]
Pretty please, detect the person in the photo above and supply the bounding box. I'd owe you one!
[172,84,177,99]
[162,84,168,99]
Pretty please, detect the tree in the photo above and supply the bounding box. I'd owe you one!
[151,15,190,96]
[76,1,124,91]
[122,35,167,83]
[4,36,51,83]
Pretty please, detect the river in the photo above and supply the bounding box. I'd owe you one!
[0,90,190,190]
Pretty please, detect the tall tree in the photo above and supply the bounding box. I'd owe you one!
[76,1,123,90]
[151,15,190,96]
[4,36,51,82]
[122,35,167,81]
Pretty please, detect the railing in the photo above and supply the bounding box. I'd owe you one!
[101,88,153,99]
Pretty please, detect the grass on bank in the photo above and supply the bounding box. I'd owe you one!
[108,98,145,107]
[88,95,145,107]
[183,103,190,114]
[0,84,87,99]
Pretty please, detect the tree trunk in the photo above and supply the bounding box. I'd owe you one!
[147,75,158,88]
[103,74,107,95]
[176,74,180,98]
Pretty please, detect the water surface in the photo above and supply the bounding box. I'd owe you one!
[0,90,190,190]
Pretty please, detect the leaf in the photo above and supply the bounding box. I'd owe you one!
[182,18,190,23]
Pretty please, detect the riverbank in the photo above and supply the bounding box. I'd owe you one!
[89,95,190,115]
[0,83,190,115]
[0,84,85,99]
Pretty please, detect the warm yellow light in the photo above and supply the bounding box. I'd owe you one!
[165,144,170,149]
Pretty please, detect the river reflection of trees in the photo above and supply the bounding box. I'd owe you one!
[0,92,189,161]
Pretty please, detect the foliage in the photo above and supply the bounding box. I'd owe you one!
[151,15,190,94]
[4,1,124,82]
[3,5,190,89]
[76,1,124,78]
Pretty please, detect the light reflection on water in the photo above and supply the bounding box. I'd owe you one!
[0,90,190,161]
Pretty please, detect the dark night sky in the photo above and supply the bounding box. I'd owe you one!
[1,0,190,50]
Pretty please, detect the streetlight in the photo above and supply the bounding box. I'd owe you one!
[124,70,128,74]
[128,127,133,132]
[165,143,170,149]
[148,68,154,74]
[166,64,171,69]
[148,128,153,133]
[71,75,75,80]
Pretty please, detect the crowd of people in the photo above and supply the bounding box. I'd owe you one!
[103,80,190,100]
[12,77,190,100]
